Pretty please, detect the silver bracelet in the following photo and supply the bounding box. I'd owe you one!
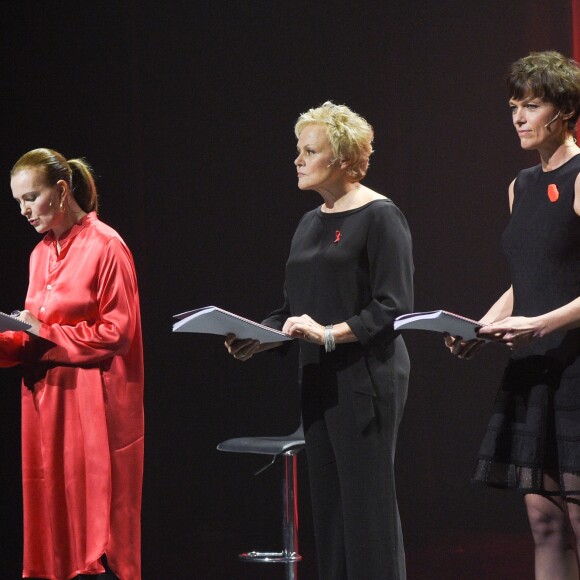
[324,325,336,353]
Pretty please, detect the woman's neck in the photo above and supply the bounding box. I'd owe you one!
[52,209,87,240]
[320,183,364,213]
[539,136,580,171]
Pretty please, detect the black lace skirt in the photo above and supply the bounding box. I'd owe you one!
[473,355,580,496]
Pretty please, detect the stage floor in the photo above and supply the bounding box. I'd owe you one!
[2,530,535,579]
[177,530,535,579]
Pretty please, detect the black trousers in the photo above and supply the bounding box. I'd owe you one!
[301,357,408,580]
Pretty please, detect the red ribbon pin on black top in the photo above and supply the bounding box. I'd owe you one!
[547,183,560,202]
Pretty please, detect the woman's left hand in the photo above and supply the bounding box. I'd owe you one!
[14,309,41,336]
[478,316,542,349]
[283,314,325,345]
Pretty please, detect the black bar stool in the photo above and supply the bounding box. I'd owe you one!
[217,425,305,580]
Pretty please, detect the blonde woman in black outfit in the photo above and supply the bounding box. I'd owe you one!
[226,101,414,580]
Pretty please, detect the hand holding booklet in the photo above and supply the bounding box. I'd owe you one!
[173,306,292,342]
[394,310,484,341]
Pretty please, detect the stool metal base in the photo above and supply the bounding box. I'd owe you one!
[239,550,303,563]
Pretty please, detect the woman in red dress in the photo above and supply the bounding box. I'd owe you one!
[2,148,144,580]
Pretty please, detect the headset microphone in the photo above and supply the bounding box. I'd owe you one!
[544,111,561,127]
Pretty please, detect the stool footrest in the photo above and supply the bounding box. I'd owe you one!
[240,551,303,563]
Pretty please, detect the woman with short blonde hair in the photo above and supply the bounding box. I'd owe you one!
[227,102,413,579]
[294,100,374,181]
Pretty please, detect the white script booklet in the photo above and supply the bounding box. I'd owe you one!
[173,306,292,342]
[0,311,31,332]
[394,310,483,341]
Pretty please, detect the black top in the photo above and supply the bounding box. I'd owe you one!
[502,153,580,371]
[264,199,414,368]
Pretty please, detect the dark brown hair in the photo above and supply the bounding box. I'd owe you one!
[507,51,580,130]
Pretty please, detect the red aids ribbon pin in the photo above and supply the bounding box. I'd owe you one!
[547,183,559,203]
[334,230,341,243]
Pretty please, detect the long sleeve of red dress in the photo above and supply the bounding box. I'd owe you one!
[0,213,144,580]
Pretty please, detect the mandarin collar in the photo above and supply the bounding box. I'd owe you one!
[42,211,97,249]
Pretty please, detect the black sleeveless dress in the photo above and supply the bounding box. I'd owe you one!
[473,154,580,495]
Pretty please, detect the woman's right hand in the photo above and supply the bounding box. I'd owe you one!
[444,334,486,360]
[224,334,261,361]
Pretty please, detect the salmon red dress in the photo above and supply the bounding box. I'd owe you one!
[0,212,144,580]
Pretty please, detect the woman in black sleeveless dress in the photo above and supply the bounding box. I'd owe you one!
[447,52,580,579]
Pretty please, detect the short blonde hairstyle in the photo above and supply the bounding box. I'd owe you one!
[294,101,374,181]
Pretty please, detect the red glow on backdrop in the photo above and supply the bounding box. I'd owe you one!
[573,0,580,61]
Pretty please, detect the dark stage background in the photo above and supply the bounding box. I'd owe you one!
[0,1,573,578]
